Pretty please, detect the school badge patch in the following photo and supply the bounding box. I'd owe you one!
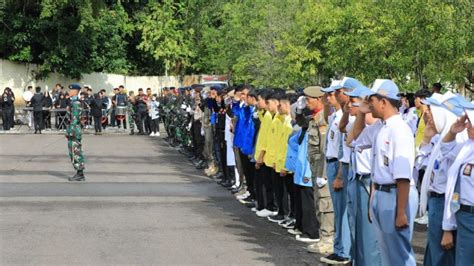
[463,163,473,176]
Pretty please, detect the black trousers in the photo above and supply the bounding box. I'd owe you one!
[273,170,290,216]
[294,185,320,239]
[256,165,276,211]
[33,111,43,132]
[215,131,228,179]
[145,115,151,134]
[2,109,12,130]
[285,174,295,218]
[192,120,205,159]
[43,110,51,129]
[136,111,147,133]
[240,150,256,199]
[93,115,102,132]
[110,109,116,127]
[150,118,159,133]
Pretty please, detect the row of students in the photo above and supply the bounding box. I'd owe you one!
[176,80,472,266]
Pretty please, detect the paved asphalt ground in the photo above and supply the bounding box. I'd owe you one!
[0,131,427,265]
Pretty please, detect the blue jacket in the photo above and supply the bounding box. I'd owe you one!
[232,102,245,148]
[286,129,313,187]
[285,130,299,173]
[240,105,256,155]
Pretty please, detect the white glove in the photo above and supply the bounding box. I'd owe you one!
[187,122,192,131]
[186,107,192,113]
[200,127,205,136]
[180,104,187,110]
[297,96,306,110]
[316,177,327,188]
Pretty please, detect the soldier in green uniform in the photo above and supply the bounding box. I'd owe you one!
[128,91,136,135]
[66,84,85,181]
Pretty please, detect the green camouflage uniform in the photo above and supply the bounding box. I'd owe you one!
[307,112,334,239]
[66,95,85,171]
[128,100,136,131]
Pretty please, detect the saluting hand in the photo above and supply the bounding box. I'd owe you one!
[450,114,468,134]
[343,102,350,113]
[358,99,371,114]
[423,115,438,139]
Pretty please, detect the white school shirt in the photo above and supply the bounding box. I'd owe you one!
[402,107,418,136]
[326,109,343,159]
[340,116,356,163]
[418,135,453,194]
[460,162,474,206]
[441,140,474,206]
[351,126,373,175]
[356,114,415,185]
[442,139,474,231]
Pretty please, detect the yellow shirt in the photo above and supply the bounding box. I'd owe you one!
[275,114,293,173]
[264,113,281,167]
[254,110,274,161]
[415,109,425,148]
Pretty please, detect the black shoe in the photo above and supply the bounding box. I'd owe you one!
[222,181,234,188]
[196,161,207,170]
[212,172,223,179]
[193,159,204,166]
[231,186,243,194]
[268,214,286,223]
[320,254,350,265]
[243,201,256,208]
[34,130,37,134]
[68,170,85,181]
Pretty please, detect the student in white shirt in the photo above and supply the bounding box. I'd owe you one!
[320,77,361,265]
[345,85,382,266]
[417,92,466,266]
[319,80,351,264]
[401,93,418,136]
[442,97,474,266]
[351,79,418,266]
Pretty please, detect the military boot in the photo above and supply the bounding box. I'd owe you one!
[68,170,85,181]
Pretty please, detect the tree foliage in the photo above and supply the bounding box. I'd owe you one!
[0,0,472,92]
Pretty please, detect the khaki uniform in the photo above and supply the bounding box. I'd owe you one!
[307,111,334,238]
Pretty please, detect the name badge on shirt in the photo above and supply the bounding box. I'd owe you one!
[330,130,335,140]
[383,155,389,167]
[463,163,473,176]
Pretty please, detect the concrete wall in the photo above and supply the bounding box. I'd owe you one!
[0,59,202,107]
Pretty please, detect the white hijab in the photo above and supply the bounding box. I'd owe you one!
[419,95,467,216]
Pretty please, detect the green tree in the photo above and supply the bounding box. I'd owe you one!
[135,0,195,76]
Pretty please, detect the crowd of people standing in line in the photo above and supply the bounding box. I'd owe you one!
[0,84,162,136]
[2,78,474,265]
[160,80,473,266]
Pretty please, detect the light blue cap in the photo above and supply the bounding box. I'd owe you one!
[421,93,443,106]
[367,79,400,100]
[344,84,372,98]
[442,94,474,117]
[339,77,362,91]
[321,80,342,93]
